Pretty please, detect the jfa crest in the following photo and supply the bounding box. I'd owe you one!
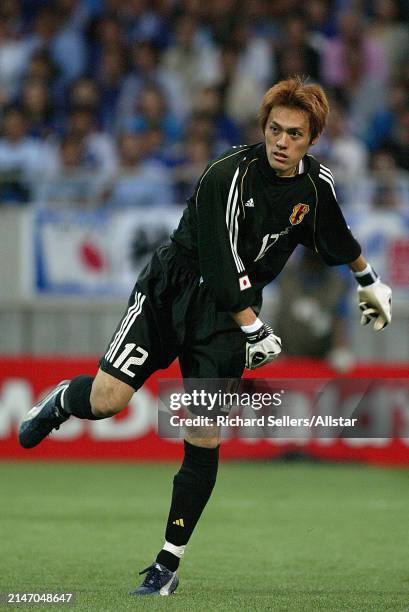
[289,203,310,225]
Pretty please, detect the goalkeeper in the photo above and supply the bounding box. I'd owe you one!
[19,77,392,596]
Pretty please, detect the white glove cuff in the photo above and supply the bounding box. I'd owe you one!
[241,318,263,333]
[353,263,379,287]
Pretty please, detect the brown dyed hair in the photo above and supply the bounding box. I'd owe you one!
[259,76,329,142]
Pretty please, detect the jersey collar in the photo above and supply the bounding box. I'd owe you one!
[257,143,310,182]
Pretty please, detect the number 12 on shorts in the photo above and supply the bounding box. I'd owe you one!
[112,343,148,378]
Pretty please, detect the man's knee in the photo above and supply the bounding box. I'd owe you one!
[184,424,221,449]
[187,437,220,449]
[90,369,134,417]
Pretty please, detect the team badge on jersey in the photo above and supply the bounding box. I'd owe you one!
[289,203,310,225]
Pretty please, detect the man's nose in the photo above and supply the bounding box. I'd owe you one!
[277,132,289,148]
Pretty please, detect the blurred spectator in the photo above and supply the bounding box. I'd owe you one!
[121,0,170,47]
[382,108,409,172]
[20,79,56,139]
[348,148,409,285]
[141,126,168,163]
[229,21,274,89]
[107,132,173,208]
[97,46,128,132]
[400,58,409,91]
[184,112,216,152]
[118,40,187,122]
[275,248,354,372]
[245,0,277,40]
[206,0,241,45]
[27,4,86,84]
[276,17,320,81]
[81,0,105,19]
[369,0,409,79]
[24,49,58,85]
[22,50,66,116]
[303,0,337,49]
[311,100,368,205]
[269,0,300,21]
[161,14,219,112]
[69,77,100,120]
[1,0,24,34]
[321,10,387,88]
[191,86,241,149]
[119,83,184,145]
[0,16,32,104]
[57,0,92,31]
[173,0,206,22]
[0,106,57,204]
[86,14,125,70]
[321,11,390,136]
[342,46,388,137]
[33,135,105,207]
[242,117,264,145]
[67,107,118,178]
[364,81,408,150]
[217,43,263,126]
[173,137,212,202]
[357,149,409,211]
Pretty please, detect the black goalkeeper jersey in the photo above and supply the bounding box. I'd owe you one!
[171,142,361,313]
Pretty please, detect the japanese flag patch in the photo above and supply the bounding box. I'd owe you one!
[239,275,251,291]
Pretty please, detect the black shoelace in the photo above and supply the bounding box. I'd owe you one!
[139,565,164,589]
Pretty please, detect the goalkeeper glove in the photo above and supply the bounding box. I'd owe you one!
[354,264,392,331]
[242,320,282,370]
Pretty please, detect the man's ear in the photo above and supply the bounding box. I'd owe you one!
[310,132,321,146]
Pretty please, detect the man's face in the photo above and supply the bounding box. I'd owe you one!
[4,112,26,142]
[264,106,319,176]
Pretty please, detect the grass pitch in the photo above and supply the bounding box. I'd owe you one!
[1,461,408,611]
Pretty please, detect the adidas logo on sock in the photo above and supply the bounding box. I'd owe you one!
[172,518,184,527]
[245,197,254,207]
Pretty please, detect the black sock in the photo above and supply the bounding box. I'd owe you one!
[156,549,180,572]
[61,375,101,420]
[156,440,219,571]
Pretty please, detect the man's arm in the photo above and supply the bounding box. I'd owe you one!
[195,158,256,312]
[348,254,367,272]
[348,255,392,331]
[230,307,257,327]
[312,166,362,266]
[195,157,282,368]
[230,307,282,369]
[314,169,392,331]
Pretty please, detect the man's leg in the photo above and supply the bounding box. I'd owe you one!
[19,369,134,448]
[130,420,220,597]
[142,329,245,592]
[63,369,134,419]
[154,423,221,572]
[19,280,166,448]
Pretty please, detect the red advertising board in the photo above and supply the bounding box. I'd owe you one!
[0,356,408,465]
[388,238,409,287]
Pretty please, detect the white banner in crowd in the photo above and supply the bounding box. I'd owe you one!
[34,205,409,296]
[34,207,184,295]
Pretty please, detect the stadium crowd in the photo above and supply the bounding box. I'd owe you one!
[0,0,408,210]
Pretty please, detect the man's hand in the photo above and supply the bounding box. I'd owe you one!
[358,281,392,331]
[245,323,282,370]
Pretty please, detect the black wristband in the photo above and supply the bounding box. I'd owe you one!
[353,264,379,287]
[245,323,273,344]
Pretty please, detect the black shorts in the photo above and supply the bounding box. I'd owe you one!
[99,242,246,390]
